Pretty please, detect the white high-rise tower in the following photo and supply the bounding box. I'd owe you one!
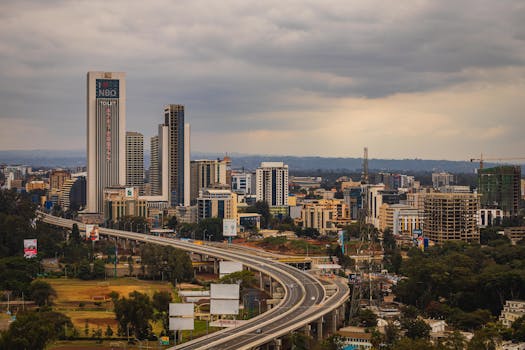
[86,71,126,213]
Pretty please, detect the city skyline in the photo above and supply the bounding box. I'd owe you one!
[1,1,525,160]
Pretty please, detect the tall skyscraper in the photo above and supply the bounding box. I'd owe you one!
[164,104,185,206]
[256,162,289,207]
[126,131,144,194]
[86,71,126,213]
[478,165,521,217]
[147,124,169,201]
[150,135,160,196]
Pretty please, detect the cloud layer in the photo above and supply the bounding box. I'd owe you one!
[0,0,524,160]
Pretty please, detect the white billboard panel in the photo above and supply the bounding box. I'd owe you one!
[210,284,239,300]
[222,219,237,237]
[85,225,99,241]
[169,303,194,317]
[23,239,37,258]
[210,299,239,315]
[219,261,243,278]
[169,318,194,331]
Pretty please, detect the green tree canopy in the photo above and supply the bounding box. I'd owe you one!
[114,291,154,339]
[0,310,72,350]
[29,280,57,307]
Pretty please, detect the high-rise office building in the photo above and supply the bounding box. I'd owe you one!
[190,158,229,204]
[86,71,126,213]
[423,193,480,243]
[256,162,289,207]
[145,124,169,202]
[150,135,160,196]
[164,104,186,206]
[126,131,144,194]
[478,165,521,217]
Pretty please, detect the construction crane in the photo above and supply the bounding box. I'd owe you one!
[469,154,525,169]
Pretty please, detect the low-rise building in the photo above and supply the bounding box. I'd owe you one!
[103,186,147,222]
[503,227,525,244]
[197,189,237,221]
[499,300,525,327]
[337,326,373,349]
[479,208,504,228]
[301,199,348,235]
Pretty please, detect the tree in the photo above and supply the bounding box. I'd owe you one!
[220,270,256,290]
[71,224,81,244]
[166,216,178,230]
[393,338,437,350]
[402,319,431,340]
[140,244,193,283]
[246,201,271,229]
[29,280,57,306]
[384,321,400,346]
[197,217,223,241]
[153,291,172,334]
[350,309,377,328]
[441,330,467,350]
[114,291,154,339]
[77,260,92,280]
[105,325,114,337]
[322,334,344,350]
[0,311,72,350]
[284,332,310,350]
[152,291,172,312]
[511,315,525,341]
[92,259,106,279]
[383,228,396,250]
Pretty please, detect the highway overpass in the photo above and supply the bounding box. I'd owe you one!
[39,212,349,350]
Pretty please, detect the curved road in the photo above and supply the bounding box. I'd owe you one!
[39,212,349,350]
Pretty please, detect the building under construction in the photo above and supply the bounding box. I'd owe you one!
[478,165,521,217]
[423,193,480,243]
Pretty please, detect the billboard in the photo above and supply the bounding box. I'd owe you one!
[169,303,194,317]
[338,230,345,254]
[85,225,100,241]
[219,261,243,278]
[169,318,194,331]
[222,219,237,237]
[210,299,239,315]
[125,187,134,198]
[96,79,119,98]
[23,239,37,258]
[210,284,239,299]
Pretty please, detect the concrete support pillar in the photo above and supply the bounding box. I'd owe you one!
[331,310,338,334]
[269,277,273,297]
[302,324,311,335]
[339,305,346,326]
[213,259,218,275]
[259,271,264,290]
[317,317,323,341]
[274,338,282,350]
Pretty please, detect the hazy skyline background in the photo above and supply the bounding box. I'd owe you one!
[1,0,524,161]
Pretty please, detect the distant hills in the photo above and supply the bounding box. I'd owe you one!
[1,150,522,174]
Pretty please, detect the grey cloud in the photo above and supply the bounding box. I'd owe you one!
[0,0,524,154]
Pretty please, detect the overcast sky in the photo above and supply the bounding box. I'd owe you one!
[1,0,524,160]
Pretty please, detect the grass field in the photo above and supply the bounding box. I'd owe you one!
[44,278,176,332]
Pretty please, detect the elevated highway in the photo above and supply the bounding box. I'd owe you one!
[39,212,349,350]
